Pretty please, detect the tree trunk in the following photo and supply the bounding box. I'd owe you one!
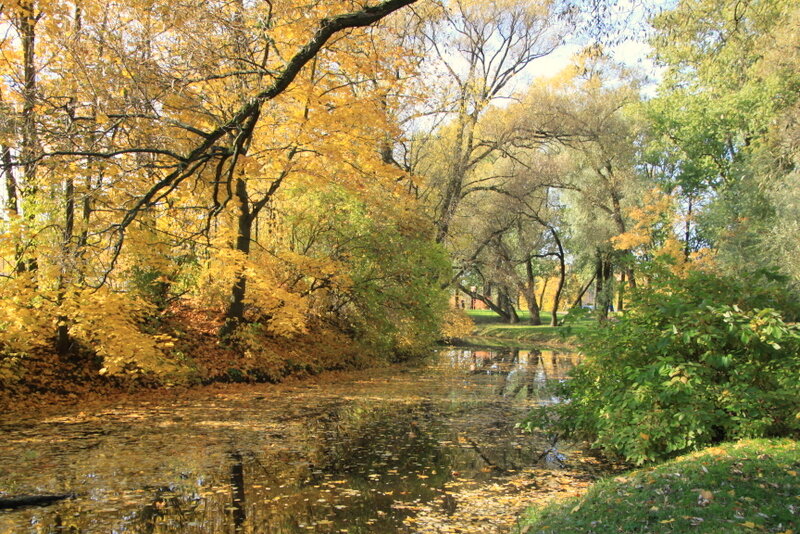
[550,228,566,326]
[55,175,75,355]
[595,252,613,321]
[2,145,17,216]
[616,271,625,314]
[524,259,542,325]
[570,274,596,309]
[538,277,549,312]
[16,1,39,273]
[220,177,253,339]
[499,289,519,324]
[507,300,520,324]
[458,284,510,322]
[626,265,636,289]
[684,195,693,259]
[523,288,542,326]
[594,255,604,319]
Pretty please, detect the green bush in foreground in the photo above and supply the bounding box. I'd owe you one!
[516,439,799,533]
[522,272,800,464]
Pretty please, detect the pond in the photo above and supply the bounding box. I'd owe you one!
[0,347,613,533]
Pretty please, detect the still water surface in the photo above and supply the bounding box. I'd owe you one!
[0,347,593,533]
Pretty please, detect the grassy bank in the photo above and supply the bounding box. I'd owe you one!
[515,439,800,533]
[463,309,592,349]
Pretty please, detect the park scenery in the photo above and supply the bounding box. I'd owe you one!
[0,0,798,532]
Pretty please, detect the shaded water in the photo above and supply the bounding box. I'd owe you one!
[0,347,593,533]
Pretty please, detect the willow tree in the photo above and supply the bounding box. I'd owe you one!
[409,0,572,244]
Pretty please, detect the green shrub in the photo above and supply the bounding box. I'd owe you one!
[521,272,800,464]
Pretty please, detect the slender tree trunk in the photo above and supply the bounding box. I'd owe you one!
[595,252,613,321]
[523,288,542,326]
[507,296,520,324]
[571,274,596,309]
[616,271,625,313]
[538,277,549,312]
[550,229,566,326]
[684,195,693,259]
[595,255,604,318]
[626,266,636,289]
[56,5,81,353]
[499,289,519,324]
[435,95,477,244]
[17,0,38,274]
[2,145,17,216]
[603,259,614,319]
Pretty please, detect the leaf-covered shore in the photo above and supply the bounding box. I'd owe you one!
[515,439,800,534]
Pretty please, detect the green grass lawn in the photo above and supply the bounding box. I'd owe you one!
[515,439,800,533]
[463,309,593,349]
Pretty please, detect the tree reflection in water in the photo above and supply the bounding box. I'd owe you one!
[0,346,597,534]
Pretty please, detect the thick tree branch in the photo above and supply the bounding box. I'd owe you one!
[93,0,417,287]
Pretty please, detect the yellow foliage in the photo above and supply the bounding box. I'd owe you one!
[609,188,720,277]
[611,188,675,252]
[688,247,719,273]
[441,308,474,340]
[64,288,179,376]
[0,274,184,378]
[196,237,326,338]
[0,273,54,354]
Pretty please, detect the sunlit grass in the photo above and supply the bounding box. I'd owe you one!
[463,310,592,348]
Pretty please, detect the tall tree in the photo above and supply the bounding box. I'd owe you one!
[412,0,571,243]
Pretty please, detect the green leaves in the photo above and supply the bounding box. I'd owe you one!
[529,271,800,464]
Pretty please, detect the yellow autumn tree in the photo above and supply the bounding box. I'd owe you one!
[0,0,421,383]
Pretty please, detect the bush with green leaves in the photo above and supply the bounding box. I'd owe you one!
[522,271,800,464]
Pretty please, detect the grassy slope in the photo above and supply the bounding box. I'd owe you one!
[463,309,592,348]
[516,439,800,534]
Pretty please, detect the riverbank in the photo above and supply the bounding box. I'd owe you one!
[0,302,376,415]
[514,438,800,533]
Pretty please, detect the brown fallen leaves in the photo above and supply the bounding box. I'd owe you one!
[697,489,714,506]
[396,468,596,533]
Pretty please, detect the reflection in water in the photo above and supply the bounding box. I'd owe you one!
[0,347,584,533]
[446,347,579,402]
